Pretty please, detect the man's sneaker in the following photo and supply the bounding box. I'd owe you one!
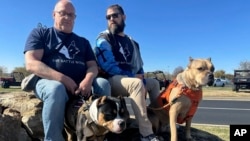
[140,134,160,141]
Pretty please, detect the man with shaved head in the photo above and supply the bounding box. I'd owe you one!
[24,0,110,140]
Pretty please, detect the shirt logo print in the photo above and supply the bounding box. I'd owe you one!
[59,41,80,59]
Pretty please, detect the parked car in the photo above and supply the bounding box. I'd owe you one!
[213,78,225,87]
[144,70,170,90]
[232,70,250,92]
[0,72,25,88]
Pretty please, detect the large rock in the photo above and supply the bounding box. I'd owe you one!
[0,92,43,141]
[0,92,225,141]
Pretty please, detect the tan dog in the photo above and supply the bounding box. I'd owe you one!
[148,57,214,141]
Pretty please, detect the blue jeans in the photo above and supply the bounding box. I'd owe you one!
[34,77,110,141]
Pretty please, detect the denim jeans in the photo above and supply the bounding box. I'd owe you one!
[34,77,110,141]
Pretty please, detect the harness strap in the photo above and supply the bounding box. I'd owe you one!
[85,110,99,134]
[149,79,185,110]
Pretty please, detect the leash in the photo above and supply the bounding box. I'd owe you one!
[147,83,185,111]
[73,95,86,108]
[147,96,180,111]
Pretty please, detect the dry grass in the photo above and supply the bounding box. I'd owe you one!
[0,86,22,94]
[202,86,250,99]
[192,124,229,141]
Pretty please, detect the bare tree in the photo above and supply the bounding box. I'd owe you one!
[0,66,8,76]
[239,60,250,70]
[214,70,226,79]
[37,22,47,28]
[172,66,184,79]
[12,66,30,76]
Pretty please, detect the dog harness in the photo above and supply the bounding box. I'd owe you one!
[79,99,109,139]
[65,96,109,141]
[158,79,202,124]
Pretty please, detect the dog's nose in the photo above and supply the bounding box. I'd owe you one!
[207,74,214,86]
[208,74,214,81]
[119,121,126,128]
[208,74,214,79]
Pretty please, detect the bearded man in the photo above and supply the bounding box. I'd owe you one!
[94,4,160,141]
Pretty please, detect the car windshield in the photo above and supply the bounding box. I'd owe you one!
[235,71,250,77]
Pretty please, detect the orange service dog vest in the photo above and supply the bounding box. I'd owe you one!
[157,79,202,124]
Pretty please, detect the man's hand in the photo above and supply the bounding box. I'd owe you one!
[75,79,92,98]
[61,75,78,95]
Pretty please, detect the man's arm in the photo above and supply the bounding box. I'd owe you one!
[85,60,98,82]
[25,49,78,94]
[75,60,98,97]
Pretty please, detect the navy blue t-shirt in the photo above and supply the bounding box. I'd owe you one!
[24,27,96,84]
[112,34,134,72]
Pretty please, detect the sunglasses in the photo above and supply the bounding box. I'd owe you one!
[106,13,121,20]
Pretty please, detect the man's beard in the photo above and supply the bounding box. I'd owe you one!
[108,20,125,34]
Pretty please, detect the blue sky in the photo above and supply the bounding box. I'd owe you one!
[0,0,249,74]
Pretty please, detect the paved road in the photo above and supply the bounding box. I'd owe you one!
[125,98,250,126]
[192,99,250,125]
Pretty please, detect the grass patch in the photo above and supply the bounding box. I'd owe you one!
[0,86,22,94]
[192,124,229,141]
[202,86,250,98]
[203,86,232,91]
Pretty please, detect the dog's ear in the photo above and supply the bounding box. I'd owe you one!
[207,57,211,62]
[118,95,127,110]
[87,94,99,103]
[118,95,130,119]
[187,57,194,69]
[189,56,193,62]
[98,96,107,106]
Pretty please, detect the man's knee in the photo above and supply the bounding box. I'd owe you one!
[128,78,145,91]
[111,76,145,96]
[47,81,66,94]
[93,77,111,96]
[37,79,68,101]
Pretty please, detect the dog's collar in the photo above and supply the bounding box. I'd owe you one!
[178,73,201,90]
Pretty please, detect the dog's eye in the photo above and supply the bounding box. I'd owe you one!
[197,67,204,71]
[104,113,116,121]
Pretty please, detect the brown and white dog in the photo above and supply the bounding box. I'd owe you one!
[148,57,214,141]
[64,95,129,141]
